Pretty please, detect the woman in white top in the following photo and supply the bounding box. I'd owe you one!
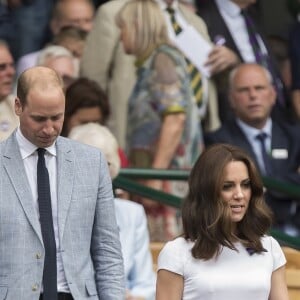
[156,143,289,300]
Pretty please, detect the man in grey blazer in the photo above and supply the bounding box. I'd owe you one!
[0,66,125,299]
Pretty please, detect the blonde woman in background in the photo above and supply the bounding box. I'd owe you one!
[116,0,203,242]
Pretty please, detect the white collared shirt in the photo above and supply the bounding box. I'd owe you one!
[156,0,189,41]
[16,128,69,293]
[237,118,272,174]
[215,0,256,62]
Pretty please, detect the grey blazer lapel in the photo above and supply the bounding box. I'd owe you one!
[56,137,74,242]
[2,133,43,243]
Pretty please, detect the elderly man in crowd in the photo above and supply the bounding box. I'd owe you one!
[0,40,19,141]
[205,63,300,237]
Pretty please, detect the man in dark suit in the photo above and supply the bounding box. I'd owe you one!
[205,63,300,236]
[196,0,287,123]
[0,66,125,299]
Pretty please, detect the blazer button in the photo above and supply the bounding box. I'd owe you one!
[36,253,42,259]
[32,284,39,291]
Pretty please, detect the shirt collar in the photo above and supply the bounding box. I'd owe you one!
[215,0,241,18]
[16,127,57,159]
[236,118,272,141]
[156,0,179,11]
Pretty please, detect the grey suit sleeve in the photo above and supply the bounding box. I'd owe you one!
[91,151,125,299]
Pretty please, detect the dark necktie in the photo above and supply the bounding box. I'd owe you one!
[241,10,285,106]
[255,132,272,175]
[37,148,57,300]
[166,7,203,108]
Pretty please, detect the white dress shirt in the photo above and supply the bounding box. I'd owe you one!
[16,128,69,293]
[215,0,256,62]
[156,0,190,41]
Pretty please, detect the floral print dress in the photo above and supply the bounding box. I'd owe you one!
[127,43,204,241]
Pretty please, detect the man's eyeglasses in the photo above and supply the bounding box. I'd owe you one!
[0,62,15,72]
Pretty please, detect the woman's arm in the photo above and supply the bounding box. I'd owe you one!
[144,50,187,192]
[268,266,289,300]
[156,269,184,300]
[144,113,185,193]
[152,113,186,169]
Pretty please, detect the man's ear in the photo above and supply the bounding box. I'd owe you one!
[270,85,277,106]
[15,97,23,116]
